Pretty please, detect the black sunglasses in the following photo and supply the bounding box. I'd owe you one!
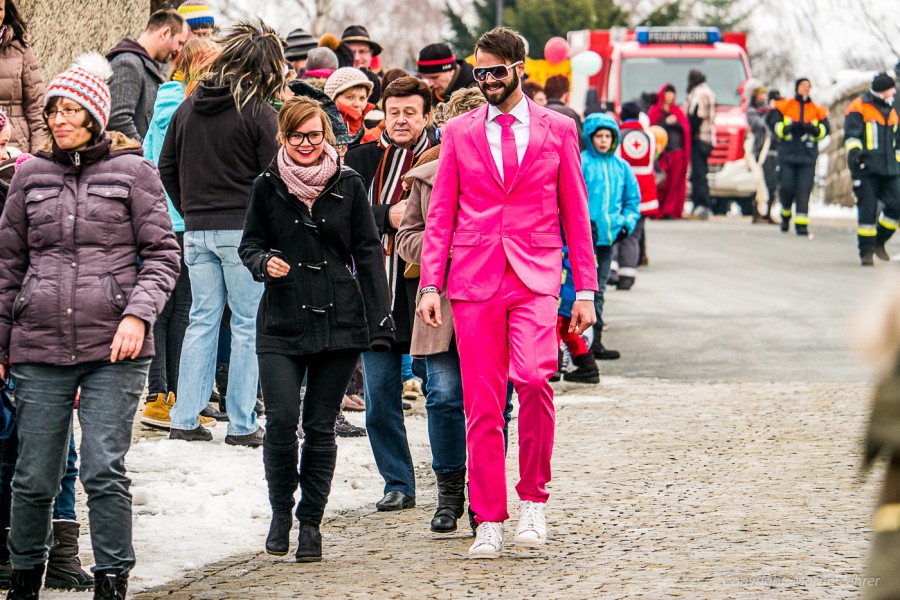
[473,61,523,83]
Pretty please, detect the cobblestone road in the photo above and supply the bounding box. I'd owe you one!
[134,219,883,598]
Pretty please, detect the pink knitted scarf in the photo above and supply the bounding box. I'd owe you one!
[277,144,339,209]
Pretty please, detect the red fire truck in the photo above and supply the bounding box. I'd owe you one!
[567,27,756,214]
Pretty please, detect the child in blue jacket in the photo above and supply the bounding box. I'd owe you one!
[581,112,641,360]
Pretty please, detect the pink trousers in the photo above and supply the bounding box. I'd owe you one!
[451,263,559,523]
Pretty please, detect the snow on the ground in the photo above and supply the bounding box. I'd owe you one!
[44,409,431,596]
[807,200,856,220]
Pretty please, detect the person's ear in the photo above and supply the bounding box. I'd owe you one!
[276,132,285,146]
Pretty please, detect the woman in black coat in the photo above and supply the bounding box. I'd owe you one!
[239,97,393,562]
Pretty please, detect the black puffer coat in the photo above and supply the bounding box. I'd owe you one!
[239,161,394,355]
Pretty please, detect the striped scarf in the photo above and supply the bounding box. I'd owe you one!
[368,131,430,305]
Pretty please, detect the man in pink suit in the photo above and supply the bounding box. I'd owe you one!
[417,27,598,558]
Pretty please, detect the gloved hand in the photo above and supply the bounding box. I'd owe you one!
[803,122,820,136]
[783,122,802,137]
[615,227,629,242]
[849,149,866,176]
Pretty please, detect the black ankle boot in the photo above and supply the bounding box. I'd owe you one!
[93,570,127,600]
[295,524,322,562]
[7,565,44,600]
[431,469,466,533]
[45,520,93,591]
[265,513,293,556]
[590,327,620,361]
[564,353,600,384]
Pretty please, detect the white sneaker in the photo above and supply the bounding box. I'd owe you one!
[468,521,504,558]
[514,501,547,545]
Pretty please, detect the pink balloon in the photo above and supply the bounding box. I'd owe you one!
[543,37,569,64]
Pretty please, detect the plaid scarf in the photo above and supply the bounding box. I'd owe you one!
[368,131,430,305]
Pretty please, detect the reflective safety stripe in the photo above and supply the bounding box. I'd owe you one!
[610,260,620,271]
[845,138,863,152]
[812,122,826,142]
[866,121,878,150]
[795,214,809,225]
[896,150,900,162]
[858,224,877,237]
[775,120,789,140]
[618,267,638,277]
[879,214,899,230]
[874,504,900,533]
[781,209,792,218]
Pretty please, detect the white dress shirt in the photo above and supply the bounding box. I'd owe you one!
[486,95,530,181]
[484,94,594,303]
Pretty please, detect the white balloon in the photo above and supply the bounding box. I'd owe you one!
[571,51,602,76]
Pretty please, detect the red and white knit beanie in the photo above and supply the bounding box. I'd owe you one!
[324,67,373,101]
[45,52,113,130]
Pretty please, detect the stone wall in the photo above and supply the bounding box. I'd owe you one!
[825,83,868,207]
[19,0,151,83]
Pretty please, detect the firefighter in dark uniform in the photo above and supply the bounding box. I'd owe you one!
[844,72,900,266]
[769,78,830,237]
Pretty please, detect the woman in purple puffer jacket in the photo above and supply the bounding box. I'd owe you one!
[0,53,179,599]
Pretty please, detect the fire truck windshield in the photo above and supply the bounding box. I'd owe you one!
[619,56,748,106]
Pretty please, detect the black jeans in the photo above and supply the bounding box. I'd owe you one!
[147,232,191,395]
[690,140,712,209]
[259,350,359,526]
[853,175,900,253]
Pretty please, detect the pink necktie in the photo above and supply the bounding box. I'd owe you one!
[496,113,518,189]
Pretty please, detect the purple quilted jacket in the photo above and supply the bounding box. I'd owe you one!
[0,132,180,365]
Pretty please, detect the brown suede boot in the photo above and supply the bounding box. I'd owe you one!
[45,520,93,591]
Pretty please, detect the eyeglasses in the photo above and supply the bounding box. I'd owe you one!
[473,61,523,83]
[284,131,325,146]
[43,106,85,120]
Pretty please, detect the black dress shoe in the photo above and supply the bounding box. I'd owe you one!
[200,404,228,421]
[265,513,292,556]
[375,491,415,511]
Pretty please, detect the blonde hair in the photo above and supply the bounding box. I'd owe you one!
[433,87,488,129]
[278,97,335,145]
[171,37,221,96]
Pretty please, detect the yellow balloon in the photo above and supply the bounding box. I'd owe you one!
[650,125,668,154]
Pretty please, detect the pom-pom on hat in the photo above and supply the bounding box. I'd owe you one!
[324,67,373,101]
[45,52,113,129]
[872,72,896,93]
[177,1,215,30]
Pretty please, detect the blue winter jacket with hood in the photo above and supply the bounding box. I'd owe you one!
[142,80,186,232]
[581,112,641,247]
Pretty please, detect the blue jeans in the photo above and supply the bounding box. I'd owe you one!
[593,245,613,327]
[425,344,515,473]
[401,354,415,382]
[8,359,149,572]
[172,230,262,436]
[361,349,415,497]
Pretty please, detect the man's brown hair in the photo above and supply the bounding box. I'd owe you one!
[543,75,570,101]
[146,9,186,34]
[474,27,526,64]
[382,76,432,115]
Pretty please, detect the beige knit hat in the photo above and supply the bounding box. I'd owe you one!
[324,67,373,101]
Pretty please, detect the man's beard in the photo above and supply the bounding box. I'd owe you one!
[479,70,519,106]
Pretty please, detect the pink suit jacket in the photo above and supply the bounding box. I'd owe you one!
[420,97,598,302]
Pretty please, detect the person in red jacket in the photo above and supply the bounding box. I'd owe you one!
[648,83,690,219]
[612,102,657,289]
